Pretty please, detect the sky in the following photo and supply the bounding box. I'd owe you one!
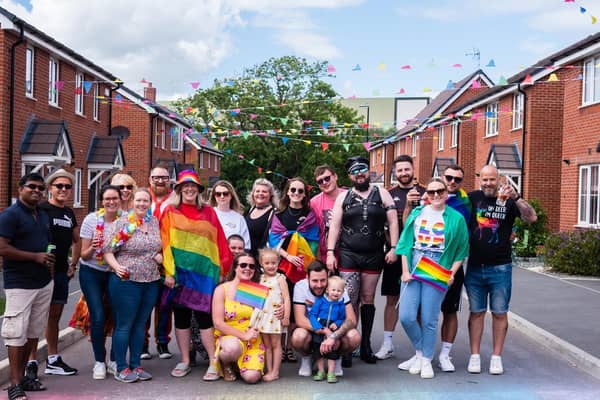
[3,0,600,104]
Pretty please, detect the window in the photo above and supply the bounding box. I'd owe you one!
[48,57,59,106]
[93,83,99,121]
[75,71,84,115]
[199,152,204,168]
[451,122,458,148]
[26,46,34,97]
[214,156,218,172]
[161,120,166,149]
[485,102,498,137]
[74,169,82,207]
[438,126,444,151]
[153,119,159,148]
[579,164,600,226]
[583,57,600,105]
[208,153,211,169]
[411,135,417,156]
[512,93,524,129]
[171,126,182,151]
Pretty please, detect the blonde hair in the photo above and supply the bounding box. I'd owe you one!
[165,184,206,210]
[246,178,280,209]
[258,247,280,265]
[111,173,137,209]
[209,180,245,213]
[328,275,346,291]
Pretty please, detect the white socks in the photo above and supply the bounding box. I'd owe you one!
[383,331,394,346]
[439,341,453,358]
[48,354,59,364]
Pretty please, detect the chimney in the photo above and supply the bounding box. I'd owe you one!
[144,82,156,102]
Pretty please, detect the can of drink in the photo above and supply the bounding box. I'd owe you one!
[46,244,56,254]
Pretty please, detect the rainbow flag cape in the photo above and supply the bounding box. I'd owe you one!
[235,280,270,309]
[411,255,451,292]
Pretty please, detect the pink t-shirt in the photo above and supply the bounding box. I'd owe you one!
[310,189,347,260]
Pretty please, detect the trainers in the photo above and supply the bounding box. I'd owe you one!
[408,356,422,375]
[489,355,504,375]
[420,359,434,379]
[25,362,38,380]
[134,367,153,381]
[44,356,78,376]
[157,343,172,359]
[114,368,139,383]
[334,358,343,377]
[140,346,152,360]
[398,355,417,371]
[298,356,312,377]
[438,354,455,372]
[468,354,481,374]
[375,342,395,360]
[107,361,117,375]
[93,362,106,380]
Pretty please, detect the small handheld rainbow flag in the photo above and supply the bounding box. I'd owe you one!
[411,255,451,292]
[235,280,270,309]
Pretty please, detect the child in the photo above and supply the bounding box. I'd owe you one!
[228,234,246,257]
[308,276,346,384]
[256,248,290,382]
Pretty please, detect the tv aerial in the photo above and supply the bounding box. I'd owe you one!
[466,47,481,67]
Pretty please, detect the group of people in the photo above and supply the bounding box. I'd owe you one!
[0,154,537,399]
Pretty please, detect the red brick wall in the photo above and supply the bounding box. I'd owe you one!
[458,118,477,191]
[0,30,8,209]
[415,134,433,184]
[112,103,151,187]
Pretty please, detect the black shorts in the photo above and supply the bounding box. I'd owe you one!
[339,250,384,273]
[51,271,71,304]
[441,266,465,313]
[286,278,296,324]
[381,259,402,296]
[311,333,340,360]
[173,306,213,330]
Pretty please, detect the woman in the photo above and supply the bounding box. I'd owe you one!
[210,180,251,247]
[396,178,469,379]
[160,170,232,381]
[212,253,264,383]
[110,173,137,211]
[268,177,318,361]
[103,188,162,383]
[244,178,279,258]
[77,185,122,379]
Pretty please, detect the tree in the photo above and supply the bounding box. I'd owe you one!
[173,56,370,201]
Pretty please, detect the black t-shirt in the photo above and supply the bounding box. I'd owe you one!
[0,201,52,289]
[468,190,521,265]
[38,202,78,272]
[389,184,425,232]
[277,207,309,250]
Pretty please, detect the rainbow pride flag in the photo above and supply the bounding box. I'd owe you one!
[235,280,270,309]
[411,255,451,292]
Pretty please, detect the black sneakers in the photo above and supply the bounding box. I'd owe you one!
[140,346,152,360]
[26,362,38,380]
[157,343,172,359]
[44,356,77,376]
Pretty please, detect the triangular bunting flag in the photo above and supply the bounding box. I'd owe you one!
[485,59,496,67]
[593,15,598,24]
[446,80,454,89]
[471,80,481,89]
[190,82,200,89]
[397,88,405,94]
[343,144,350,152]
[321,143,329,151]
[352,64,362,71]
[547,73,559,82]
[522,74,533,85]
[282,137,288,144]
[83,81,92,93]
[498,76,508,85]
[363,142,371,151]
[55,81,65,91]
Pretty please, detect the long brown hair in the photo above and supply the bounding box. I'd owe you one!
[225,253,260,282]
[209,180,245,213]
[279,177,310,211]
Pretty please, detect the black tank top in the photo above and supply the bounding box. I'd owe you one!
[340,187,387,253]
[244,206,274,257]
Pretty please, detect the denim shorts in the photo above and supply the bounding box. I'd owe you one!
[464,262,512,314]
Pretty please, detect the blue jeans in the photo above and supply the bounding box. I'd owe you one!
[79,264,110,362]
[399,250,447,360]
[465,262,512,314]
[108,274,160,372]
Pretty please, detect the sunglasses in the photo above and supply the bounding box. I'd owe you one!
[214,191,230,198]
[24,183,46,191]
[316,175,332,185]
[290,187,305,194]
[52,183,73,190]
[238,263,256,270]
[117,184,134,190]
[444,175,463,184]
[350,167,369,176]
[426,188,447,197]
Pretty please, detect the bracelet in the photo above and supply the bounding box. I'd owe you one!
[327,249,335,253]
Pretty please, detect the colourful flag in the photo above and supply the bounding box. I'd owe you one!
[235,280,270,309]
[411,255,451,292]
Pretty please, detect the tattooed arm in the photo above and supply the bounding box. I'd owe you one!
[515,198,537,223]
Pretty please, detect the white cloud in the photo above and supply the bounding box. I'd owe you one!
[277,30,342,60]
[517,37,558,57]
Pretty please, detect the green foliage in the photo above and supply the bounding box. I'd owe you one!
[173,56,374,202]
[513,199,549,257]
[544,230,600,276]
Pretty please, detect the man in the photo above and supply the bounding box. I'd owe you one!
[27,169,80,377]
[291,261,361,377]
[466,165,537,375]
[375,155,424,360]
[0,173,55,394]
[310,165,347,262]
[327,156,398,364]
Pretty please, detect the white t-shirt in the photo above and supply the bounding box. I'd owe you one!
[213,208,251,249]
[79,212,117,272]
[413,206,446,252]
[293,278,350,313]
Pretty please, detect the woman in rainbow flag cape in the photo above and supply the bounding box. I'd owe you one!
[395,177,469,379]
[160,170,232,381]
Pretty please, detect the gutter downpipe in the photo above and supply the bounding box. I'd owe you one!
[517,83,527,198]
[8,24,25,207]
[108,82,123,135]
[149,114,158,168]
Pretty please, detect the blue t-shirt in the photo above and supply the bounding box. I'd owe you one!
[0,200,53,289]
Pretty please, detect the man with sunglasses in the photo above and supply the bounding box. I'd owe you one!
[28,169,80,378]
[0,173,55,395]
[310,165,347,262]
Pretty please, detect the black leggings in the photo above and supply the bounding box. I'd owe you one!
[173,306,212,330]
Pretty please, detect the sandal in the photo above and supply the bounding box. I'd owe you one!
[20,377,45,391]
[170,362,191,378]
[286,349,297,363]
[7,384,27,400]
[202,365,220,381]
[222,365,237,382]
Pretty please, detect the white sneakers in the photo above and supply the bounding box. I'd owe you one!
[467,354,481,374]
[374,343,395,360]
[298,356,312,377]
[93,362,106,380]
[408,356,422,375]
[107,361,117,376]
[489,355,504,375]
[397,355,418,371]
[420,359,434,379]
[334,358,343,377]
[438,354,456,372]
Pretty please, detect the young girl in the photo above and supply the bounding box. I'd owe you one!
[255,248,290,382]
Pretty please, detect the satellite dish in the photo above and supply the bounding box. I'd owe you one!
[110,126,130,139]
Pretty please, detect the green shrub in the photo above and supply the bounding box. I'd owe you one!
[514,199,549,257]
[544,230,600,276]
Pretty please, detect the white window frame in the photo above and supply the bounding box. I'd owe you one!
[582,56,600,105]
[93,83,100,121]
[411,136,417,156]
[485,102,498,137]
[199,152,204,168]
[214,156,218,172]
[170,126,182,151]
[26,46,35,98]
[512,93,524,129]
[73,169,82,207]
[48,56,59,106]
[161,120,166,149]
[451,122,458,148]
[208,152,211,169]
[438,126,444,151]
[75,71,84,115]
[578,164,600,227]
[153,119,159,148]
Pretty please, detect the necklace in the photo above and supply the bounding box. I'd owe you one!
[109,210,152,251]
[254,203,270,210]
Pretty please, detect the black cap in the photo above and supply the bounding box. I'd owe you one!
[345,156,370,173]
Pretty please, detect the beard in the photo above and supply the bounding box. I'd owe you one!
[482,187,497,198]
[353,176,371,192]
[397,174,413,186]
